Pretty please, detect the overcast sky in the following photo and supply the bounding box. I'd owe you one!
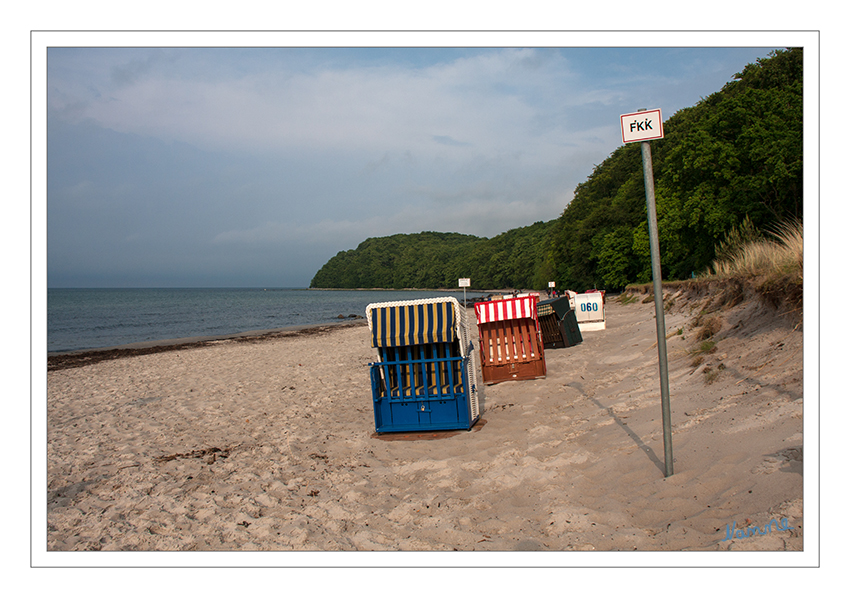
[46,44,783,288]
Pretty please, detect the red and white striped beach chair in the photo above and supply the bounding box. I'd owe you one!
[474,295,546,384]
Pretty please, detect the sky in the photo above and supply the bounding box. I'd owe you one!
[46,44,785,288]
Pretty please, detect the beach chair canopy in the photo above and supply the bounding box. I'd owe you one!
[537,296,573,320]
[474,296,539,326]
[368,299,458,349]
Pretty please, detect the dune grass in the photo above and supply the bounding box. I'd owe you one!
[620,218,802,312]
[704,219,802,283]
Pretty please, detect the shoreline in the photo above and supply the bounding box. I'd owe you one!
[46,289,511,361]
[47,319,367,371]
[46,287,499,358]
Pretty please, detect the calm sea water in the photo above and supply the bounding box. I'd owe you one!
[47,288,474,353]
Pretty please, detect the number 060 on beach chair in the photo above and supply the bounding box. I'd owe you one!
[366,298,480,434]
[474,295,547,384]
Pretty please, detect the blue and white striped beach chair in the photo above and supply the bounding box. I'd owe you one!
[366,297,480,434]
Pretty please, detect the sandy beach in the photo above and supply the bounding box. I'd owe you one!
[45,287,803,555]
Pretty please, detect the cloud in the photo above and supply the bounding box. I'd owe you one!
[432,135,471,147]
[47,48,582,158]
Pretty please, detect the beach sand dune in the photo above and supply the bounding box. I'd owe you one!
[46,291,802,552]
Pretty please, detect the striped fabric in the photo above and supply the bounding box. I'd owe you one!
[474,296,539,325]
[370,300,457,348]
[536,296,572,320]
[537,303,554,317]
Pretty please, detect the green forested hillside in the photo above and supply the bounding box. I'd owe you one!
[310,48,803,291]
[310,223,556,289]
[310,232,480,289]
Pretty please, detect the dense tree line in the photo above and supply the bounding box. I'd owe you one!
[310,223,556,289]
[310,48,803,291]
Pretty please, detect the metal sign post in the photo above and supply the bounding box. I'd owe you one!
[622,108,673,477]
[459,278,471,308]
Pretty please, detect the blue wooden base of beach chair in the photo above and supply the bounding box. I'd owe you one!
[369,341,479,434]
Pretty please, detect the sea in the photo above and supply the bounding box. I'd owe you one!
[47,288,477,354]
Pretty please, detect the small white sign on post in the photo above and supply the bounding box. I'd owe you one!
[458,278,470,308]
[620,109,664,144]
[548,281,555,288]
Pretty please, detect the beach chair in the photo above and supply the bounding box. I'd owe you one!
[474,295,546,384]
[537,296,583,349]
[366,297,480,434]
[574,291,606,331]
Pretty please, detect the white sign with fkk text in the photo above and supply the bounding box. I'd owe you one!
[620,109,664,143]
[458,278,471,287]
